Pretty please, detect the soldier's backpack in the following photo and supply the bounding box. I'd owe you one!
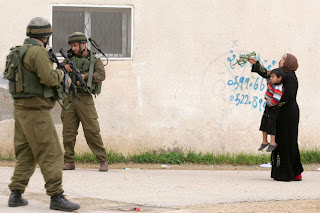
[3,45,32,94]
[3,45,64,101]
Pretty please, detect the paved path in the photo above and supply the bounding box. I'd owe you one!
[0,167,319,212]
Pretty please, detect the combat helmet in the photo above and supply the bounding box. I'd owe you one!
[68,32,88,44]
[26,17,53,38]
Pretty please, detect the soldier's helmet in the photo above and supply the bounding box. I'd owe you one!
[68,32,88,44]
[26,17,53,38]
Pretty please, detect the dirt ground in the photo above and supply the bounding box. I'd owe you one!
[1,161,319,213]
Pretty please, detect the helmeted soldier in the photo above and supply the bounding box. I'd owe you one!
[6,17,80,211]
[61,32,108,171]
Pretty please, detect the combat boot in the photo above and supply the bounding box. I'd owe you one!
[8,190,28,207]
[50,193,80,211]
[99,161,108,172]
[63,162,75,170]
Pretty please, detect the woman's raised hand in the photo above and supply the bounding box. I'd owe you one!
[248,57,257,65]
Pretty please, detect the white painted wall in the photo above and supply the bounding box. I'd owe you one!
[1,0,319,155]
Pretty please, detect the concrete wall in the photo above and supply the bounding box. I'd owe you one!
[1,0,319,156]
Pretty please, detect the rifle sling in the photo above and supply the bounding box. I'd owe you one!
[87,52,94,89]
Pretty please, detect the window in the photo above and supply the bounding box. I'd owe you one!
[51,5,133,59]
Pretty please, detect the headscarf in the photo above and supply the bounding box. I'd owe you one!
[282,53,298,71]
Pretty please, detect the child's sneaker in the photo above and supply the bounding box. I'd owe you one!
[266,144,278,152]
[258,143,269,151]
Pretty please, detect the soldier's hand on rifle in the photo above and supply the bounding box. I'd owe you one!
[76,74,85,86]
[68,78,72,87]
[64,64,72,73]
[248,57,257,65]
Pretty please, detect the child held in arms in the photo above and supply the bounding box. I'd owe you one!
[257,68,286,152]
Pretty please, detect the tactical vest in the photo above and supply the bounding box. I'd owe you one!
[3,44,62,100]
[70,52,102,95]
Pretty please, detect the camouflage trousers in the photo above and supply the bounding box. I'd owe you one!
[9,106,64,196]
[61,93,107,163]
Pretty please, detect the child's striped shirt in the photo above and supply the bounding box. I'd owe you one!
[265,80,284,107]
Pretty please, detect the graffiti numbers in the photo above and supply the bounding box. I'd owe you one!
[226,50,277,112]
[229,93,266,111]
[228,75,265,92]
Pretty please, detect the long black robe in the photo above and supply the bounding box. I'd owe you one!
[271,70,303,181]
[252,62,303,181]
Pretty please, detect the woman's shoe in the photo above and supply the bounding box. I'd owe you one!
[258,143,269,151]
[293,174,302,181]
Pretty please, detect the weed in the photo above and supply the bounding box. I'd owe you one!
[2,149,319,165]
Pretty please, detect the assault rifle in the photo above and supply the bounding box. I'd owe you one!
[48,49,77,95]
[48,49,79,110]
[59,48,93,95]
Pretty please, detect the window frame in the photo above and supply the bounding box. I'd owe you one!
[50,4,133,60]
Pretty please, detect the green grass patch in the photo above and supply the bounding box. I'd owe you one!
[75,152,98,163]
[300,150,320,164]
[107,150,129,164]
[72,149,320,165]
[0,151,14,161]
[2,149,320,165]
[130,151,158,163]
[75,150,129,164]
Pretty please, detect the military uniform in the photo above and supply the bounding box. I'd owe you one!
[5,17,79,211]
[8,37,64,198]
[61,34,107,167]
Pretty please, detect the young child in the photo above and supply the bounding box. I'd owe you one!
[258,68,286,152]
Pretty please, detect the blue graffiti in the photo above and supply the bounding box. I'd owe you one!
[227,50,277,70]
[229,93,266,111]
[227,51,237,70]
[227,75,265,91]
[250,53,277,70]
[226,50,277,112]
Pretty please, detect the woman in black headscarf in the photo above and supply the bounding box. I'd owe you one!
[249,53,303,181]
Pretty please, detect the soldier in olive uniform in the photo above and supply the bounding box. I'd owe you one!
[61,32,108,172]
[6,17,80,211]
